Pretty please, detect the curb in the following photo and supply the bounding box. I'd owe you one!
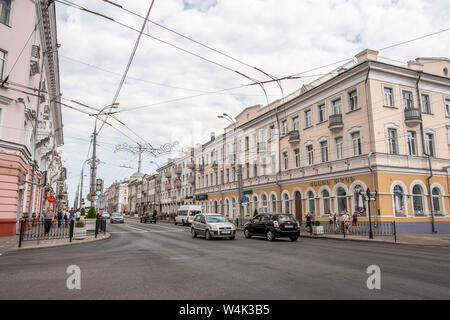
[299,234,405,245]
[5,232,112,253]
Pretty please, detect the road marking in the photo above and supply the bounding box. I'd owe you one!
[109,229,187,234]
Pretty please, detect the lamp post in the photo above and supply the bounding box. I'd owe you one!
[365,188,374,239]
[150,161,162,217]
[89,103,120,208]
[218,114,243,227]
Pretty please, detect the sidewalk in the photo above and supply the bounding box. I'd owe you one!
[0,232,111,254]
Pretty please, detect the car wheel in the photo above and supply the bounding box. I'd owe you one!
[191,228,197,238]
[205,230,211,240]
[174,221,177,225]
[290,236,299,242]
[244,228,251,239]
[266,230,275,241]
[182,220,186,226]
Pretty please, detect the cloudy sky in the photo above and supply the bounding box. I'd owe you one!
[55,0,450,206]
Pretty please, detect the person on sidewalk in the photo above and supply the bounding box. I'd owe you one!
[76,210,81,221]
[352,212,359,234]
[44,208,53,234]
[342,212,350,234]
[63,210,70,227]
[329,213,334,232]
[306,212,312,233]
[57,209,63,227]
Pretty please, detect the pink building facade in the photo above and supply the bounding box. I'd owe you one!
[0,0,64,236]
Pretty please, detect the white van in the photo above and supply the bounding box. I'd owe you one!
[175,205,202,226]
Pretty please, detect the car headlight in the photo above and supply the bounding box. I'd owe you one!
[231,224,236,229]
[209,225,218,230]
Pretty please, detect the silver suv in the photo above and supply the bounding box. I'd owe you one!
[191,213,236,240]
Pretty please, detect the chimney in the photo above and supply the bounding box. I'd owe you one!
[407,60,424,71]
[210,132,215,141]
[355,49,379,63]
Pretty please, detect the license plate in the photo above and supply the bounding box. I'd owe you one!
[221,231,231,234]
[284,225,293,228]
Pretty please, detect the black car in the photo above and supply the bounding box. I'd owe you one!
[243,213,300,241]
[140,212,157,224]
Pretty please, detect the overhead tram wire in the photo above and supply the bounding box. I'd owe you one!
[56,0,272,100]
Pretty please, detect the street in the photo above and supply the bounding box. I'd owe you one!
[0,217,449,300]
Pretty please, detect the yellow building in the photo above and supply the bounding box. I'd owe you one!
[192,49,450,234]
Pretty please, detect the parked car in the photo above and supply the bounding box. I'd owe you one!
[243,213,300,241]
[175,205,201,226]
[140,212,157,224]
[191,213,236,240]
[110,212,124,224]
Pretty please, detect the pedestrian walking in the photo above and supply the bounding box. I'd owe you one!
[342,211,350,234]
[333,212,338,232]
[64,210,70,227]
[44,208,53,234]
[352,212,359,233]
[329,213,334,232]
[76,210,81,221]
[57,209,63,227]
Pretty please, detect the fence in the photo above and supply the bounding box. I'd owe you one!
[316,221,397,242]
[18,217,107,247]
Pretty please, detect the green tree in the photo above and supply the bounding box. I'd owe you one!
[253,208,258,217]
[87,207,97,219]
[80,208,85,216]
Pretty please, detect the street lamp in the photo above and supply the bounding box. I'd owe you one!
[150,161,162,217]
[88,103,120,207]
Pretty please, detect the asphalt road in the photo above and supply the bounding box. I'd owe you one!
[1,217,449,299]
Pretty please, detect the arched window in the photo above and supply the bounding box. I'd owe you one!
[283,193,290,213]
[261,194,268,213]
[322,189,331,215]
[271,194,277,212]
[393,185,405,216]
[412,185,425,215]
[337,187,347,214]
[307,191,315,214]
[353,184,366,216]
[432,187,442,214]
[231,198,236,219]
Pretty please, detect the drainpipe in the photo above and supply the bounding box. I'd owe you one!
[364,62,377,223]
[275,105,282,212]
[415,72,435,233]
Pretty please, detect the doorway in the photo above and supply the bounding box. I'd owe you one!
[294,191,303,225]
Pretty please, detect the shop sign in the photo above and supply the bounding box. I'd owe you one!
[47,196,56,203]
[196,194,208,201]
[309,176,355,187]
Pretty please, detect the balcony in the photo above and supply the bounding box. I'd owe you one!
[404,108,422,126]
[164,183,172,190]
[165,171,172,178]
[174,179,182,188]
[188,176,195,184]
[187,162,195,170]
[212,161,218,169]
[198,164,205,172]
[288,131,300,144]
[328,114,343,132]
[174,167,182,175]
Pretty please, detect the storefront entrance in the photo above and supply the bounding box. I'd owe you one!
[294,191,302,225]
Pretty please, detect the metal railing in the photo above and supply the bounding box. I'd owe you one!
[95,218,107,238]
[18,218,75,248]
[314,221,397,242]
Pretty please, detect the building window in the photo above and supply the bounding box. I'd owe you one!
[294,149,300,168]
[402,90,414,109]
[393,185,405,216]
[226,168,229,183]
[445,98,450,117]
[318,104,326,122]
[0,49,6,80]
[425,133,435,157]
[306,144,314,165]
[271,154,276,174]
[353,185,366,216]
[348,90,358,111]
[253,161,258,177]
[245,136,249,150]
[407,131,417,156]
[261,194,268,213]
[282,151,288,170]
[261,158,267,175]
[304,109,312,128]
[307,191,315,214]
[351,131,362,156]
[283,193,290,214]
[421,94,431,114]
[271,194,277,212]
[335,137,343,160]
[0,0,12,25]
[388,128,399,154]
[431,187,442,214]
[336,187,347,214]
[412,185,425,216]
[332,98,342,115]
[281,120,288,135]
[322,189,331,215]
[384,87,394,107]
[292,116,299,131]
[269,125,275,140]
[245,163,250,179]
[320,140,328,163]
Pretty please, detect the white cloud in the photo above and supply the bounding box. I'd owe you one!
[56,0,450,205]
